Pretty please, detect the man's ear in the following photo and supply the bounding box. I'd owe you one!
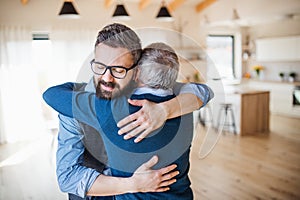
[133,67,140,82]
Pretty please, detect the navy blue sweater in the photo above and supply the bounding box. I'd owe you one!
[43,82,194,200]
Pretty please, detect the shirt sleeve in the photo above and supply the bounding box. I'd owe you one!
[175,82,214,108]
[56,114,100,198]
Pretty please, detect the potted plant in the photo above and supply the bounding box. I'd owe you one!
[279,72,285,81]
[252,65,264,79]
[289,72,297,82]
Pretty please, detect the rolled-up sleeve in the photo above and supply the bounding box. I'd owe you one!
[176,83,214,108]
[56,114,100,198]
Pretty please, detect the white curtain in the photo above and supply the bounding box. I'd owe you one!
[50,26,96,84]
[38,26,96,131]
[0,25,97,144]
[0,25,46,144]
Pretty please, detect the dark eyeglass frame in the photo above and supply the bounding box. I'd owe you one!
[90,59,137,79]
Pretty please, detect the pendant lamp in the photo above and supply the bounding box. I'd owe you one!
[58,1,80,19]
[156,1,173,22]
[112,4,130,20]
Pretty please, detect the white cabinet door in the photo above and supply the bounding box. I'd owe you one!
[256,36,300,61]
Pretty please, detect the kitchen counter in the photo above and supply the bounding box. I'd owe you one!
[242,78,300,86]
[232,89,271,95]
[211,89,270,136]
[234,79,300,118]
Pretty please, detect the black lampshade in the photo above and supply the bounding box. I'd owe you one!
[156,5,173,21]
[58,1,80,18]
[112,4,130,20]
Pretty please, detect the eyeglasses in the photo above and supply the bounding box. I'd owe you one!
[90,59,137,79]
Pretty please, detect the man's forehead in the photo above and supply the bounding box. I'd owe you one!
[95,44,134,66]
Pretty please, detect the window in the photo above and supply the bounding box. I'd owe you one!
[32,33,52,71]
[32,33,49,40]
[206,35,235,79]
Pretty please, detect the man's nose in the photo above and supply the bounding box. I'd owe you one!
[101,69,114,82]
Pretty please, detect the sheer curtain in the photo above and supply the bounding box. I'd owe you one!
[0,25,46,144]
[0,25,97,144]
[50,26,96,84]
[38,27,96,131]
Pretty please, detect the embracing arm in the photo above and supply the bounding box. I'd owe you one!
[56,114,101,197]
[117,83,214,142]
[43,82,99,128]
[88,156,178,196]
[44,83,179,197]
[165,83,214,118]
[57,114,179,197]
[44,82,214,143]
[143,82,214,118]
[43,82,76,118]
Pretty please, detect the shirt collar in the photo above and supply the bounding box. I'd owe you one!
[133,87,173,97]
[85,78,96,92]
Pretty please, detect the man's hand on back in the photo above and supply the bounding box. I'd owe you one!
[129,155,178,193]
[117,99,168,143]
[87,156,178,196]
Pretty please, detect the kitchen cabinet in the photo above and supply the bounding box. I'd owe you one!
[256,36,300,61]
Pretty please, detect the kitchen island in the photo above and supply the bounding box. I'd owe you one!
[210,87,270,136]
[239,90,270,135]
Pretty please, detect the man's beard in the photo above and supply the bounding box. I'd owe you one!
[95,79,136,100]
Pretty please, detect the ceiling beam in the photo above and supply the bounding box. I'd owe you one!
[20,0,29,5]
[167,0,187,12]
[195,0,217,13]
[104,0,114,8]
[139,0,151,10]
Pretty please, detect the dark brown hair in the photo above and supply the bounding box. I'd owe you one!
[95,23,142,65]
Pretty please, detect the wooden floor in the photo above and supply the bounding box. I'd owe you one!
[190,114,300,200]
[0,114,299,200]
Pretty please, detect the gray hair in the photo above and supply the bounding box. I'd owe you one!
[137,42,179,90]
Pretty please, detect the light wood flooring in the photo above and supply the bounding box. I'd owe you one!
[190,114,300,200]
[0,114,299,200]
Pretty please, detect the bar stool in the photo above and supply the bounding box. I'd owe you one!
[217,103,237,134]
[198,103,213,127]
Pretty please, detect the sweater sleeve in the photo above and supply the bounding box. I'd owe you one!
[173,82,214,108]
[179,83,214,108]
[43,82,99,129]
[43,82,74,117]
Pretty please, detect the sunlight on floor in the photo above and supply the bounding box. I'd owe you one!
[0,133,66,200]
[0,137,49,167]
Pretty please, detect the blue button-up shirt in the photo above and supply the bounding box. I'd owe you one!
[55,79,213,197]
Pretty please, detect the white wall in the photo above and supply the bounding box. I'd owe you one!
[0,0,201,42]
[1,0,299,44]
[1,0,298,49]
[0,0,202,56]
[1,0,299,81]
